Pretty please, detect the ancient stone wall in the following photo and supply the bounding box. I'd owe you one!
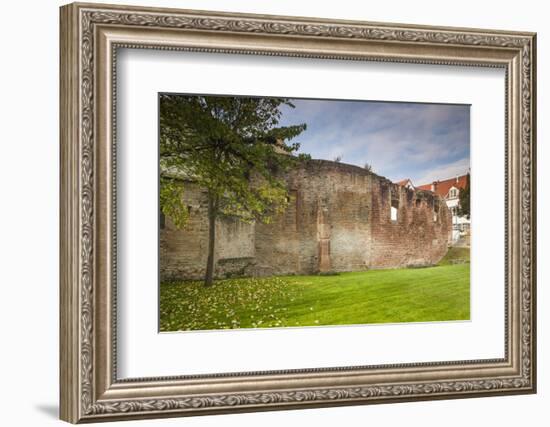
[368,177,452,269]
[160,160,452,281]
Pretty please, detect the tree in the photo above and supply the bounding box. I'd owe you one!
[159,177,189,229]
[458,173,470,219]
[159,95,307,286]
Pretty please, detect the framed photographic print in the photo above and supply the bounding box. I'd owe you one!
[59,2,537,423]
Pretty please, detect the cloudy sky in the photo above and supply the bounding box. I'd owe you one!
[278,98,470,185]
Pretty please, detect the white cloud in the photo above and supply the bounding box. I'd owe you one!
[281,99,470,183]
[413,157,471,185]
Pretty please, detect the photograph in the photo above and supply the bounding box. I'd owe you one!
[56,2,536,422]
[158,94,471,332]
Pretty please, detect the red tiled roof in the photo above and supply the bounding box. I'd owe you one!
[395,179,411,187]
[417,174,469,198]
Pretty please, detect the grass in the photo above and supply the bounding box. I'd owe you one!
[437,246,470,266]
[160,263,470,332]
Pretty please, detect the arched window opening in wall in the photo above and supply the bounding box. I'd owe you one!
[391,206,398,221]
[390,198,399,222]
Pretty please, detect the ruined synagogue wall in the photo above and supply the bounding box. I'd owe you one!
[159,159,452,282]
[253,160,372,276]
[160,182,256,281]
[368,179,452,269]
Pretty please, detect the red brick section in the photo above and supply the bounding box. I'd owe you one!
[417,174,468,198]
[369,178,451,269]
[160,160,452,281]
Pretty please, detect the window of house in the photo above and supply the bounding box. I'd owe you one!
[449,188,458,198]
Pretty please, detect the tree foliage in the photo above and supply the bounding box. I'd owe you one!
[458,173,470,219]
[159,177,189,229]
[159,94,307,285]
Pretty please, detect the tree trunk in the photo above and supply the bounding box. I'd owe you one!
[204,193,217,287]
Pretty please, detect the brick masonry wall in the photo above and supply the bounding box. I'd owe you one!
[159,184,255,280]
[369,178,451,268]
[160,159,452,281]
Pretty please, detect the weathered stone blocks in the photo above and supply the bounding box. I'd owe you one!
[160,160,452,281]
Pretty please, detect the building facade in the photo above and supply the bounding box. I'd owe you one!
[417,174,470,243]
[161,160,453,281]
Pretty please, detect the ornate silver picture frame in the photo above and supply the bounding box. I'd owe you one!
[60,2,536,423]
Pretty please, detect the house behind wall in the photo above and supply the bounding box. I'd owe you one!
[160,159,452,281]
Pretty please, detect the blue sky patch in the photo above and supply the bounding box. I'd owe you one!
[279,99,470,185]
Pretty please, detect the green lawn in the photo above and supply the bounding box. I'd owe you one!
[160,263,470,331]
[437,246,470,265]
